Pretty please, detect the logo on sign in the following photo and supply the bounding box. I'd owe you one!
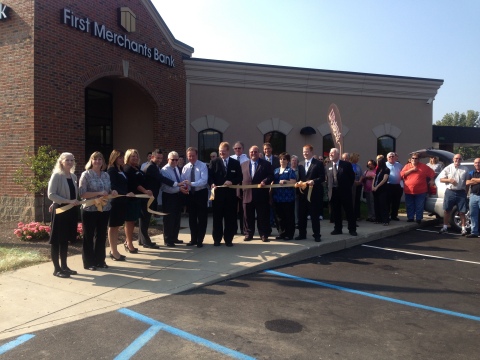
[0,3,9,20]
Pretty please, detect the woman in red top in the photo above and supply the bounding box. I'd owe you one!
[400,153,435,223]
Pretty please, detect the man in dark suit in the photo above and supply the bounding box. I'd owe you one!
[209,142,243,246]
[240,145,274,242]
[327,147,357,236]
[263,142,280,169]
[140,149,178,248]
[296,144,325,242]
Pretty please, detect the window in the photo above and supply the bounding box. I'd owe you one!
[264,131,286,155]
[85,88,113,162]
[198,129,222,162]
[322,134,334,158]
[377,135,396,157]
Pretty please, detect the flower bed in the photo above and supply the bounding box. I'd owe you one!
[13,222,51,241]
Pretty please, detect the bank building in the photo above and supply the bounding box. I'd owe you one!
[0,0,443,221]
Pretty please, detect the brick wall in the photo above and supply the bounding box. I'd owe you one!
[0,0,187,221]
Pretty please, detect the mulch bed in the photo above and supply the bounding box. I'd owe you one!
[0,221,163,260]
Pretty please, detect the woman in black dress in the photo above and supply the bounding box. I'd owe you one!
[122,149,152,253]
[48,152,80,278]
[373,156,390,226]
[107,149,134,260]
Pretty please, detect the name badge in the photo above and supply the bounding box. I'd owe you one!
[231,170,236,173]
[328,167,333,170]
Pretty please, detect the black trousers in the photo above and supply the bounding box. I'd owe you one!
[235,196,244,234]
[387,183,403,219]
[212,188,237,244]
[374,190,389,223]
[81,210,109,268]
[244,198,270,238]
[162,192,183,244]
[187,188,209,244]
[331,187,356,232]
[273,201,295,238]
[354,185,363,219]
[138,197,156,245]
[298,193,322,237]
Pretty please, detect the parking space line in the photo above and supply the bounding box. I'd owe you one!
[265,270,480,322]
[416,229,458,235]
[115,325,163,360]
[0,334,35,355]
[361,244,480,265]
[117,308,256,360]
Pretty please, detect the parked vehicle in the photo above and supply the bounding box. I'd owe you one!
[411,149,474,232]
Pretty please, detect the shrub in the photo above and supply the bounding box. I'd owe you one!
[13,222,51,242]
[76,223,84,242]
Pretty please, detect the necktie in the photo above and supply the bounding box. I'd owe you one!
[190,164,195,193]
[251,162,256,178]
[306,161,310,172]
[333,163,338,186]
[173,167,180,183]
[224,159,228,171]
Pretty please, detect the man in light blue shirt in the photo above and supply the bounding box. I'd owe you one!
[182,146,209,247]
[386,152,403,221]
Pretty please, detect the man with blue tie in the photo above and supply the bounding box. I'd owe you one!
[160,152,189,247]
[182,147,209,247]
[240,145,274,242]
[209,142,243,246]
[296,144,325,241]
[263,142,280,170]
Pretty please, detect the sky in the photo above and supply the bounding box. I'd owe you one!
[152,0,479,123]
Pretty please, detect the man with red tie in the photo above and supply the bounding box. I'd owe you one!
[240,145,274,242]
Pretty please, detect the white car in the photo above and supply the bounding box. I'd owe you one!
[412,149,474,232]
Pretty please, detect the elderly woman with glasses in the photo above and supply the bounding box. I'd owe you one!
[400,153,435,223]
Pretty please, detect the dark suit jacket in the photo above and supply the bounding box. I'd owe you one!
[240,158,274,204]
[209,157,243,202]
[143,161,175,199]
[107,166,129,195]
[265,155,280,170]
[326,160,355,200]
[298,158,325,201]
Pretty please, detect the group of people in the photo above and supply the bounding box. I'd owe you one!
[47,139,472,279]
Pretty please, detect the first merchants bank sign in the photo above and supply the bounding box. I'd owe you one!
[0,3,9,20]
[62,8,175,68]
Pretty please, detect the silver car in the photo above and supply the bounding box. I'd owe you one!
[412,149,474,232]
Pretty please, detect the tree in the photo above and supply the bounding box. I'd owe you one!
[435,110,479,127]
[14,146,59,223]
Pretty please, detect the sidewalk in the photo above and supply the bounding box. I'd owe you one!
[0,214,433,341]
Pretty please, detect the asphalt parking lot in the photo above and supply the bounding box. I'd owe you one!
[2,223,479,360]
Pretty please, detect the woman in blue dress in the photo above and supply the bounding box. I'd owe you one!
[272,152,297,240]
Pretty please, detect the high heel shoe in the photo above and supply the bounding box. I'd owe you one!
[123,243,138,253]
[110,251,126,261]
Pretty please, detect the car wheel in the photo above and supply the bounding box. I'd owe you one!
[449,205,471,232]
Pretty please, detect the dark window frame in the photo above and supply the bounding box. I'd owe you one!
[198,128,223,163]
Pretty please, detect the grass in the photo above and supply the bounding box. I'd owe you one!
[0,246,49,273]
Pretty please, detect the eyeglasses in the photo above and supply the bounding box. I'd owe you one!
[250,151,258,153]
[454,158,462,160]
[233,147,242,150]
[169,159,179,161]
[411,157,419,160]
[388,156,394,158]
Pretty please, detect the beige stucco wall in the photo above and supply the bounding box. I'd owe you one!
[188,83,434,163]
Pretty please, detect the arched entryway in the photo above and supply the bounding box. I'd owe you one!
[85,76,156,162]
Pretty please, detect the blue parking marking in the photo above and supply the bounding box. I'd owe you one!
[265,270,480,322]
[117,308,256,360]
[0,334,35,355]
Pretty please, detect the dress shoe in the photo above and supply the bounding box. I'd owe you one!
[275,235,285,240]
[261,236,270,242]
[61,267,77,275]
[314,236,321,242]
[124,243,138,253]
[186,242,197,246]
[173,239,184,244]
[213,243,221,247]
[294,235,306,240]
[226,243,234,247]
[84,266,97,271]
[110,252,126,261]
[391,217,400,221]
[53,270,70,278]
[407,219,414,222]
[244,236,253,241]
[97,263,109,269]
[349,231,358,236]
[143,243,160,249]
[284,237,292,240]
[165,242,176,247]
[197,243,203,248]
[466,233,479,238]
[331,230,343,235]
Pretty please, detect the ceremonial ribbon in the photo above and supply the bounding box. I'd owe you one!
[209,182,314,202]
[55,194,168,216]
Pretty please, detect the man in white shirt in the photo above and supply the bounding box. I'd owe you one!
[231,141,249,234]
[182,146,209,247]
[439,154,469,235]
